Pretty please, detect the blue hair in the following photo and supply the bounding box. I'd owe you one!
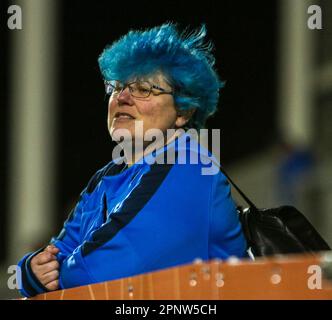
[98,23,224,129]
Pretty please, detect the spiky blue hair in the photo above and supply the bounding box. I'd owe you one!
[98,23,224,129]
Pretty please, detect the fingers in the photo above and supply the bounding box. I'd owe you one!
[31,258,59,279]
[45,279,59,291]
[30,248,61,288]
[45,245,60,255]
[41,270,59,285]
[34,251,57,265]
[35,260,59,274]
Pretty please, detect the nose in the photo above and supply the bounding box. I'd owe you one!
[116,86,133,105]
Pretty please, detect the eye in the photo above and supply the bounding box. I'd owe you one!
[136,82,151,94]
[127,81,151,98]
[113,82,123,93]
[113,86,122,93]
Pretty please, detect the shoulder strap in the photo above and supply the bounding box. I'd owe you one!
[211,159,258,210]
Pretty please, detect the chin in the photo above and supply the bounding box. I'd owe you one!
[110,126,134,141]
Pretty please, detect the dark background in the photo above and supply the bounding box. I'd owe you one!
[1,0,10,263]
[0,0,277,262]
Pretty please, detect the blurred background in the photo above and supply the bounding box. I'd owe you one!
[0,0,331,299]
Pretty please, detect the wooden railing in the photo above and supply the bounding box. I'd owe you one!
[28,253,332,300]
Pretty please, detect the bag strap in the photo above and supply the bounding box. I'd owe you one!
[211,159,258,210]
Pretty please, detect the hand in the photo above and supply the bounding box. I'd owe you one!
[30,245,60,291]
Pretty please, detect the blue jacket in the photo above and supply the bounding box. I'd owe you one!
[17,133,247,297]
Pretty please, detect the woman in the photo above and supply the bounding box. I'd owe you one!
[17,23,247,298]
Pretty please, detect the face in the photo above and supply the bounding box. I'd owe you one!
[107,73,188,146]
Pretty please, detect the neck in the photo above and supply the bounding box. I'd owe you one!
[124,131,182,167]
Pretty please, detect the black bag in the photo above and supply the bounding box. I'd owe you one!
[219,166,331,258]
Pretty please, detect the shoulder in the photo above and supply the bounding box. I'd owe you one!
[171,131,223,178]
[85,159,126,194]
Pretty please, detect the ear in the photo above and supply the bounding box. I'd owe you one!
[175,108,196,128]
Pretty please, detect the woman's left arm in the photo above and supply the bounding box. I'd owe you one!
[208,171,248,259]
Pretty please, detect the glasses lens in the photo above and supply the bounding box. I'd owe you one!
[105,80,153,98]
[130,81,151,98]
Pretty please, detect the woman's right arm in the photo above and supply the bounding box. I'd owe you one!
[17,191,88,298]
[17,162,116,297]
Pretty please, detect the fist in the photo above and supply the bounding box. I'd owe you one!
[30,245,60,291]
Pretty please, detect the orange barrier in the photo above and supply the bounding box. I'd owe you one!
[28,253,332,300]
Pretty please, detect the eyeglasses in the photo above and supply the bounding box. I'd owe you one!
[104,80,174,99]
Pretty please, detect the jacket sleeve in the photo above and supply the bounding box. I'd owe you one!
[16,191,88,298]
[17,248,48,297]
[16,163,115,297]
[208,171,248,259]
[49,192,89,265]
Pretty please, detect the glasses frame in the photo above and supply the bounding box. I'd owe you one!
[104,80,174,99]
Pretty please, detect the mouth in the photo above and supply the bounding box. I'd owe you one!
[114,112,136,120]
